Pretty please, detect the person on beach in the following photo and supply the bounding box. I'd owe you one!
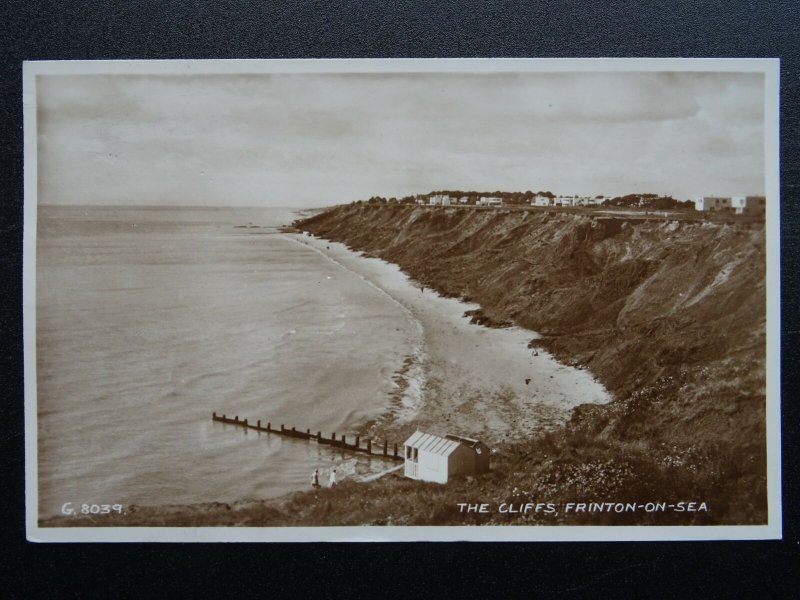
[311,468,320,489]
[329,468,337,488]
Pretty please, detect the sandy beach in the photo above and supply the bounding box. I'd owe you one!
[290,232,610,447]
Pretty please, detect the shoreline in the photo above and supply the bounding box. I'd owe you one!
[287,230,611,447]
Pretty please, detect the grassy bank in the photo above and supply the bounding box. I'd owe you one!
[294,204,767,525]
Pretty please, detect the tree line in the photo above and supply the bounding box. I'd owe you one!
[358,191,694,209]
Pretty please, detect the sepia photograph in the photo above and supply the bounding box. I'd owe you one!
[23,58,780,542]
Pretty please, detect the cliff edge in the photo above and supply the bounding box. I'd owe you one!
[296,204,767,524]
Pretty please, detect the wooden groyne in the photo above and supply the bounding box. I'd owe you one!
[211,412,403,462]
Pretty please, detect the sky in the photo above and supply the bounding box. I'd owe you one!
[36,70,766,207]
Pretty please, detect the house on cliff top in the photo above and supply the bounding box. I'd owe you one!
[403,431,490,483]
[695,196,732,212]
[532,195,552,207]
[429,194,452,206]
[731,195,766,216]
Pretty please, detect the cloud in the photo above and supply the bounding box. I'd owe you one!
[36,70,766,206]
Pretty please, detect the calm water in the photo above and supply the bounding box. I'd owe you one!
[36,206,418,517]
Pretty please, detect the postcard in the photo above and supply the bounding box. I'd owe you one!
[23,58,781,542]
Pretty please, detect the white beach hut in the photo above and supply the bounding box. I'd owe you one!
[403,431,490,483]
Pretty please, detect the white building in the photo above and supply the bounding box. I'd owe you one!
[555,195,577,207]
[479,197,503,206]
[458,196,469,204]
[429,194,451,206]
[695,196,732,212]
[731,195,766,216]
[532,195,552,207]
[403,431,491,483]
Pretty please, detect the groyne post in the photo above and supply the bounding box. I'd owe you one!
[211,413,404,462]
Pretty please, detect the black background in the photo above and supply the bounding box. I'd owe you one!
[1,1,798,597]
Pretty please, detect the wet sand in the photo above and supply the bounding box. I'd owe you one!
[290,233,611,447]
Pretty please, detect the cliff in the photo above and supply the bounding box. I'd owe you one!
[295,204,767,524]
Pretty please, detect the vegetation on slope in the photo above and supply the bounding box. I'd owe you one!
[294,203,767,525]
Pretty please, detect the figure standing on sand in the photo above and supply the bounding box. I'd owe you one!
[311,468,320,488]
[329,468,338,487]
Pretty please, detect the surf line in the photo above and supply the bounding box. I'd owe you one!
[280,233,429,418]
[280,234,424,333]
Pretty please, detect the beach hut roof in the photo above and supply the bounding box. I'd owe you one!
[445,433,483,449]
[404,431,461,457]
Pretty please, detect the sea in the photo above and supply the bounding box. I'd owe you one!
[35,205,420,518]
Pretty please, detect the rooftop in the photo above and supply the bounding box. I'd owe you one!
[404,431,487,456]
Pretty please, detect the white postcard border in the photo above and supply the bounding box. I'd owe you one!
[23,57,782,543]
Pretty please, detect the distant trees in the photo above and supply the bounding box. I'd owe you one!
[602,194,691,209]
[355,189,691,210]
[421,189,557,205]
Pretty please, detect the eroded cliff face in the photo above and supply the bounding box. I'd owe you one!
[297,204,767,523]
